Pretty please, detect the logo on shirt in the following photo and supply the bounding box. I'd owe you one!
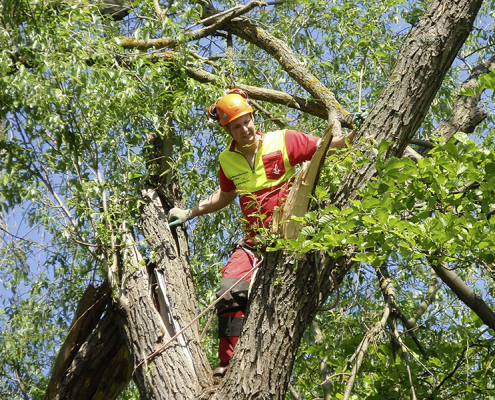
[273,163,281,175]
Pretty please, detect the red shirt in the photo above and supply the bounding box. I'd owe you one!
[219,129,319,239]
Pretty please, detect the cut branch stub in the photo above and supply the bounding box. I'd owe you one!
[272,121,336,239]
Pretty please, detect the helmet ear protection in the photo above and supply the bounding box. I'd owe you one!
[208,104,219,122]
[208,88,254,127]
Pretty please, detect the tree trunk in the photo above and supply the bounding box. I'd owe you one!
[111,180,213,399]
[43,0,484,399]
[332,0,483,208]
[45,300,132,400]
[212,251,348,399]
[212,0,483,398]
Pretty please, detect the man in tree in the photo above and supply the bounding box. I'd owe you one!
[168,88,365,376]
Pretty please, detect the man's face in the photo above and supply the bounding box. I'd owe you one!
[226,113,257,147]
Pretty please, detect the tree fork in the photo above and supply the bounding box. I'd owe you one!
[331,0,484,208]
[213,1,484,397]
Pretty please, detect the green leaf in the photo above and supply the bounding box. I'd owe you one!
[453,132,469,144]
[459,87,476,97]
[456,163,468,175]
[477,71,495,92]
[485,162,495,176]
[353,253,375,263]
[362,198,381,209]
[377,139,393,155]
[314,186,328,200]
[301,226,315,236]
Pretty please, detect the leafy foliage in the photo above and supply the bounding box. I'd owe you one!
[0,0,494,399]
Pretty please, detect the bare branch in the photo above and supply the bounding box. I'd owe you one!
[342,300,392,400]
[418,55,495,156]
[152,0,169,20]
[389,320,418,400]
[431,261,495,330]
[221,16,352,125]
[119,1,266,50]
[182,62,329,119]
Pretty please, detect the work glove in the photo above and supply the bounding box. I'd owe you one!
[168,207,193,227]
[353,110,368,128]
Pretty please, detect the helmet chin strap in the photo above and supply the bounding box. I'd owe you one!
[242,140,257,148]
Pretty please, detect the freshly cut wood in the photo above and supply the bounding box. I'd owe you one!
[271,122,335,239]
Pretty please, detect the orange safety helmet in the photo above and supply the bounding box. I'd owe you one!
[208,89,254,127]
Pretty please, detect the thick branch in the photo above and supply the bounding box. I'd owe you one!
[431,262,495,330]
[44,305,131,400]
[44,282,111,399]
[221,17,351,125]
[184,65,329,120]
[418,55,495,156]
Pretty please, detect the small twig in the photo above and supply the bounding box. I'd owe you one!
[121,1,266,50]
[358,54,366,112]
[134,12,160,22]
[186,1,266,31]
[185,5,243,31]
[250,99,286,129]
[457,54,473,72]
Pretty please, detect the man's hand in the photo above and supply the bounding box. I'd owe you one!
[168,208,193,227]
[353,111,368,128]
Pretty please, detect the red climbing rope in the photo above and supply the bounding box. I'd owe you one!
[132,259,262,376]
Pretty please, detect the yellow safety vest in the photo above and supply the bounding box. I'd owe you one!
[219,130,296,194]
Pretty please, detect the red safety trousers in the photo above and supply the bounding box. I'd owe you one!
[215,244,257,376]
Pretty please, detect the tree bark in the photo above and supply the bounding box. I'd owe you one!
[111,180,213,400]
[212,252,322,399]
[212,1,484,398]
[45,304,132,400]
[431,262,495,330]
[43,0,486,399]
[331,0,483,208]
